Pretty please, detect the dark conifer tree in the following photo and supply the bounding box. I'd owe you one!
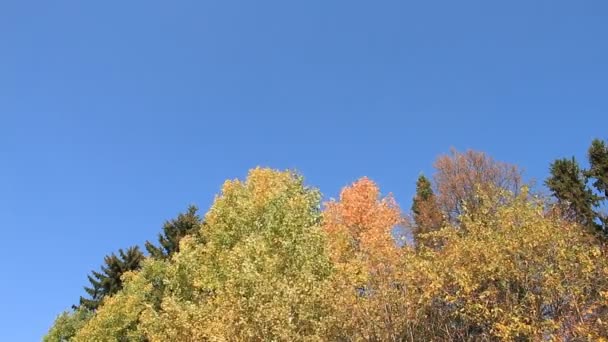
[412,175,432,215]
[587,139,608,197]
[411,174,443,246]
[545,157,600,229]
[587,139,608,231]
[145,205,202,260]
[77,246,144,311]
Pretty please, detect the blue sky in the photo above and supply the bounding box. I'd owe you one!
[1,1,607,340]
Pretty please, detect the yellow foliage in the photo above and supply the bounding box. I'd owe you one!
[401,189,608,341]
[51,170,608,341]
[322,178,410,340]
[139,168,332,341]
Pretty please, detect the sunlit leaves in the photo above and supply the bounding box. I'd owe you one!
[45,160,608,341]
[411,188,608,340]
[43,308,92,342]
[72,258,168,342]
[324,177,401,265]
[323,177,408,340]
[140,168,332,341]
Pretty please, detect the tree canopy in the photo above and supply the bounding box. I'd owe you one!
[46,144,608,341]
[546,138,608,233]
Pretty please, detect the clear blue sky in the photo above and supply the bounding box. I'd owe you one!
[1,1,606,340]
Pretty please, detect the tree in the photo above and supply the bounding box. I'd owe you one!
[545,157,599,229]
[411,174,443,246]
[78,246,144,311]
[47,162,608,340]
[72,259,168,342]
[322,177,407,340]
[145,205,202,260]
[545,138,608,233]
[324,177,401,265]
[587,139,608,197]
[44,308,92,342]
[433,149,523,223]
[408,188,608,340]
[136,168,333,341]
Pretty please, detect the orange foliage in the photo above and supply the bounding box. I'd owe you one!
[323,177,402,266]
[322,178,409,340]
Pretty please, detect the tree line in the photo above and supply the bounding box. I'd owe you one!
[45,140,608,341]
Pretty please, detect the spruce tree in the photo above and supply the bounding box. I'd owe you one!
[545,157,599,229]
[77,246,144,311]
[411,174,443,246]
[412,175,432,217]
[587,139,608,230]
[587,139,608,197]
[145,205,202,259]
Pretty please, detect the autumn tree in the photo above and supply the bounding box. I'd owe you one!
[47,162,608,341]
[408,188,608,340]
[407,149,523,247]
[73,206,204,339]
[136,168,332,341]
[72,258,168,341]
[44,308,92,342]
[322,177,408,340]
[145,205,202,260]
[433,149,523,223]
[51,169,332,341]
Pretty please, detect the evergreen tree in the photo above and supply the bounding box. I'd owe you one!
[77,246,144,311]
[412,175,434,219]
[145,205,202,260]
[587,139,608,230]
[587,139,608,197]
[545,157,599,229]
[411,174,443,246]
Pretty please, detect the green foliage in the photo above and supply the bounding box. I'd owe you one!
[411,174,443,246]
[78,246,144,311]
[587,139,608,231]
[145,205,202,260]
[587,139,608,197]
[72,258,168,341]
[64,168,333,341]
[546,138,608,233]
[43,308,92,342]
[70,207,203,339]
[46,153,608,341]
[140,168,333,341]
[412,174,433,214]
[546,157,599,228]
